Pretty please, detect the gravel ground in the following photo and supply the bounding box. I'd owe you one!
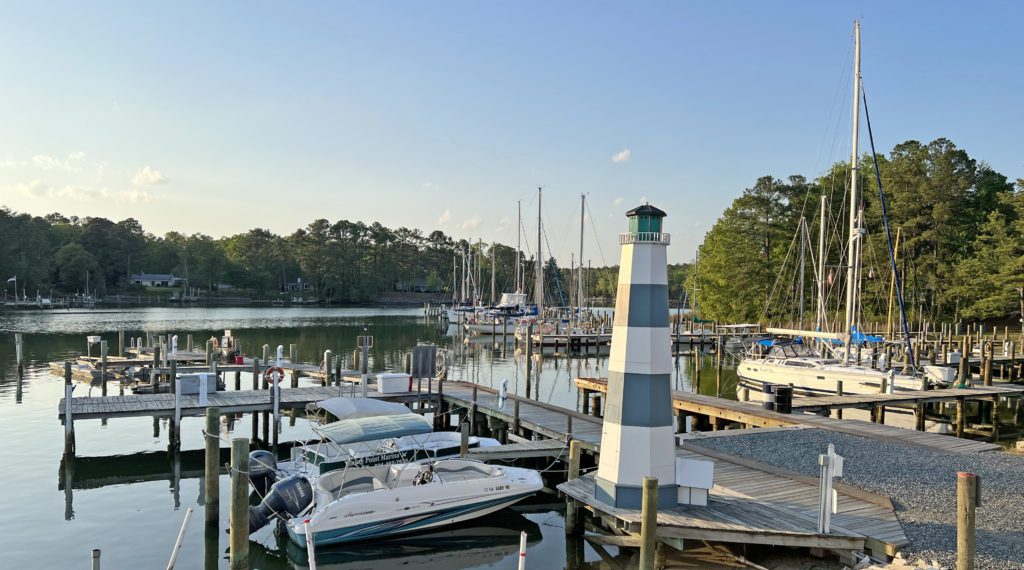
[692,429,1024,570]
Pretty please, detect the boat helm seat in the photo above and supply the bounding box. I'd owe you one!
[412,464,435,486]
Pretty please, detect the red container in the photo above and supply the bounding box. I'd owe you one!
[235,355,244,365]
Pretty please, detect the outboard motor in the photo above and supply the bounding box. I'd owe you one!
[248,450,278,495]
[249,475,313,533]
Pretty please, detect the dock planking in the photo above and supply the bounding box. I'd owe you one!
[575,377,1006,453]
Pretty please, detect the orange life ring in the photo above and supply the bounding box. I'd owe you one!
[263,366,285,386]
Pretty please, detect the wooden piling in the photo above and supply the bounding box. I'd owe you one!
[229,438,250,569]
[91,549,100,570]
[152,343,162,389]
[984,342,994,386]
[206,340,213,367]
[118,329,125,358]
[525,323,534,398]
[64,361,75,455]
[169,358,177,394]
[565,440,582,536]
[836,381,844,419]
[956,397,966,438]
[957,472,977,570]
[460,423,469,457]
[100,340,108,397]
[205,407,220,524]
[639,476,658,570]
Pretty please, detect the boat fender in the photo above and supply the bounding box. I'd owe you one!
[249,475,314,533]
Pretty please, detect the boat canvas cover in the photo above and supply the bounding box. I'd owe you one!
[316,414,433,445]
[313,397,413,420]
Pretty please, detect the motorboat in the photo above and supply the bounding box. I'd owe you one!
[249,397,500,489]
[285,458,543,546]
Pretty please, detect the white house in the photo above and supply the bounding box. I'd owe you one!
[131,273,184,287]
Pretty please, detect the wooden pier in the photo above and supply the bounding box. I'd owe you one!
[574,377,1022,453]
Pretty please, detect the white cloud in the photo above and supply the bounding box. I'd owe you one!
[437,209,452,227]
[611,148,631,163]
[612,197,624,207]
[132,166,169,187]
[460,216,481,231]
[120,189,153,203]
[10,180,151,204]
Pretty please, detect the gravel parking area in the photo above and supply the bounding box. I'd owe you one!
[693,429,1024,569]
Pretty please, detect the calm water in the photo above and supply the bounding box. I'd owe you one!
[0,307,735,569]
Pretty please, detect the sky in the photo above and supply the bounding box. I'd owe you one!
[1,1,1021,266]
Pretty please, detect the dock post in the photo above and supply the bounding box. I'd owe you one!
[581,388,591,415]
[289,344,298,388]
[513,399,520,436]
[251,358,260,443]
[915,403,926,431]
[639,476,659,570]
[170,358,177,394]
[100,340,108,397]
[172,382,182,447]
[956,397,966,438]
[984,341,994,386]
[152,343,162,390]
[91,548,100,570]
[63,361,75,455]
[957,472,977,570]
[835,381,844,419]
[1010,342,1018,381]
[323,350,333,386]
[715,340,722,397]
[460,423,469,457]
[186,334,193,353]
[14,333,24,371]
[565,440,583,536]
[117,329,124,358]
[229,438,250,570]
[206,340,213,367]
[205,407,220,524]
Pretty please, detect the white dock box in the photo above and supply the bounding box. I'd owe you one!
[924,365,957,383]
[178,373,217,395]
[377,373,411,394]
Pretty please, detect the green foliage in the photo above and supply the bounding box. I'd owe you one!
[695,138,1021,325]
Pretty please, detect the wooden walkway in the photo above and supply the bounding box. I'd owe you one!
[790,385,1024,413]
[575,377,1005,453]
[59,384,437,421]
[561,438,908,555]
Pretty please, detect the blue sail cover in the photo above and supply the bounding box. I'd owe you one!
[849,326,883,346]
[317,414,433,445]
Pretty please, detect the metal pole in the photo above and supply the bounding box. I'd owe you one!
[166,507,194,569]
[843,20,862,359]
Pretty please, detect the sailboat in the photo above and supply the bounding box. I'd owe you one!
[737,22,949,397]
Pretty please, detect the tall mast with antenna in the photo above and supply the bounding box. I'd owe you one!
[578,193,585,318]
[515,200,522,293]
[843,20,862,359]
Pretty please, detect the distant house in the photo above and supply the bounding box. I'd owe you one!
[394,278,432,293]
[285,278,313,292]
[132,273,184,287]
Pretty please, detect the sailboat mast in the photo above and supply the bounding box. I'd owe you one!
[515,200,522,293]
[535,187,544,315]
[843,20,862,355]
[578,193,585,317]
[490,242,496,305]
[799,218,806,327]
[816,192,827,332]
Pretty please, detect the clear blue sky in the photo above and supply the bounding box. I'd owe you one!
[1,1,1020,265]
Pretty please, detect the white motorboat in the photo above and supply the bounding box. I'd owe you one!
[249,397,500,488]
[286,458,543,546]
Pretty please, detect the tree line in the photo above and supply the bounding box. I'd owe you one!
[0,208,695,305]
[690,137,1024,328]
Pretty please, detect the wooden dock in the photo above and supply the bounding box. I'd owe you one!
[59,384,438,421]
[574,377,1018,453]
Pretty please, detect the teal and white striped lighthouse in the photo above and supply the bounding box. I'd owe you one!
[594,203,678,509]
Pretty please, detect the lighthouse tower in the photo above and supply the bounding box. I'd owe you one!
[595,203,678,509]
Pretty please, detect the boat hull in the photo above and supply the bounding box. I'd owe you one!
[287,492,536,546]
